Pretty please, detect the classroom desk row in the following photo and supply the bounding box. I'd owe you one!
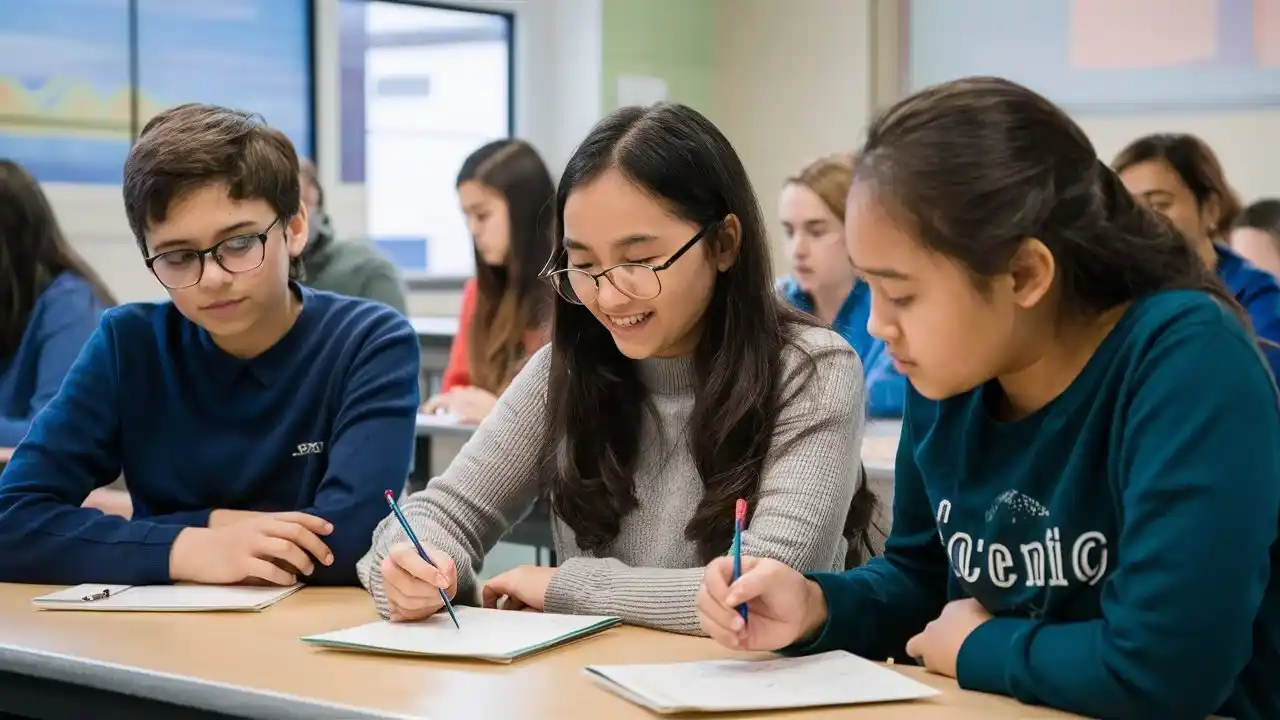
[0,584,1082,720]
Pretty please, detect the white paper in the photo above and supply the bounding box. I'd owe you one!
[33,584,303,612]
[302,606,619,663]
[586,651,939,714]
[415,411,463,426]
[616,75,668,108]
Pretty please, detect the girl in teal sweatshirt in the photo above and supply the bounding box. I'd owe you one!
[697,77,1280,720]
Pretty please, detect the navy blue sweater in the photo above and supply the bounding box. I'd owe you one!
[1217,243,1280,381]
[0,272,107,446]
[0,286,419,586]
[789,291,1280,719]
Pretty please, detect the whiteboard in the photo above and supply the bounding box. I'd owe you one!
[904,0,1280,111]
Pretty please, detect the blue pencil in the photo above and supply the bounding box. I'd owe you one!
[383,490,460,629]
[733,498,748,623]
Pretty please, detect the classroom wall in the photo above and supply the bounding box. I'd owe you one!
[599,0,717,115]
[35,0,1280,313]
[39,0,604,315]
[711,0,877,274]
[878,0,1280,210]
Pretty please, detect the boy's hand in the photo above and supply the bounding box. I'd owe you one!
[169,512,334,585]
[208,509,267,528]
[82,488,133,518]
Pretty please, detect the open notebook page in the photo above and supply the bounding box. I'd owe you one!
[586,650,939,714]
[302,606,619,663]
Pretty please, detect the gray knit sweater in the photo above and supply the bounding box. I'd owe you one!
[357,324,866,635]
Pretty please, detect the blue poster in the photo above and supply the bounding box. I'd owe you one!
[0,0,313,184]
[0,0,133,183]
[135,0,314,159]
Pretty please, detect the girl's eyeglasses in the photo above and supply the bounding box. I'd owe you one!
[540,223,715,306]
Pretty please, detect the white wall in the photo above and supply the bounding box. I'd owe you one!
[712,0,876,273]
[42,0,603,315]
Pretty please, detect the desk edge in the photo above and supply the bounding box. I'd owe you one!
[0,641,420,720]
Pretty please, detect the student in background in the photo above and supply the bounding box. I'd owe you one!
[697,78,1279,719]
[421,140,555,423]
[297,158,407,313]
[1114,133,1280,378]
[0,161,115,448]
[1231,199,1280,280]
[776,154,905,417]
[360,103,878,634]
[0,104,420,587]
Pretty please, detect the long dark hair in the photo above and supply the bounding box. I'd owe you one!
[853,77,1244,325]
[457,140,556,393]
[0,160,117,360]
[1112,133,1243,235]
[542,103,877,563]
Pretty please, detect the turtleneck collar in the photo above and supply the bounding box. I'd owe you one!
[636,354,696,395]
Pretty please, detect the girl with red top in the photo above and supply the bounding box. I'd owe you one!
[424,140,556,423]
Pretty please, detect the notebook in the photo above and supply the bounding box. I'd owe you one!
[32,584,303,612]
[585,650,940,714]
[301,606,620,663]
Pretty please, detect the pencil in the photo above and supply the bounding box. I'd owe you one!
[383,490,460,629]
[733,498,748,623]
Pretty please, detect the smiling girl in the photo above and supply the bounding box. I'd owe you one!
[697,78,1280,719]
[358,103,877,634]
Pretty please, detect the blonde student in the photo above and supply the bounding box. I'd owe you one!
[697,78,1280,719]
[422,140,556,424]
[776,154,906,417]
[359,103,878,634]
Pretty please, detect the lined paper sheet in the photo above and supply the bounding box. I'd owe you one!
[586,651,939,714]
[33,584,302,612]
[302,606,619,663]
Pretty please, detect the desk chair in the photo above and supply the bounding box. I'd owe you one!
[502,498,556,566]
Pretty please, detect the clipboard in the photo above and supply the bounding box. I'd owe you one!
[32,583,303,612]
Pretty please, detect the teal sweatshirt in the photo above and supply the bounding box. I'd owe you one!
[789,290,1280,719]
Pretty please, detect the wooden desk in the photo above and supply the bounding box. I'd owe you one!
[410,316,459,402]
[0,585,1078,719]
[415,413,479,439]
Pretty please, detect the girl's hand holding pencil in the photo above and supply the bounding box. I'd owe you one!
[696,555,830,652]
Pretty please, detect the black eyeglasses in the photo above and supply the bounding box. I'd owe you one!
[144,216,283,290]
[540,223,715,306]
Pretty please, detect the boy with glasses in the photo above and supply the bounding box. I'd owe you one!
[0,104,420,587]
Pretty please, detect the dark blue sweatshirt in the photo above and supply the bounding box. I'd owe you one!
[0,285,419,586]
[0,272,107,446]
[789,290,1280,719]
[1217,243,1280,381]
